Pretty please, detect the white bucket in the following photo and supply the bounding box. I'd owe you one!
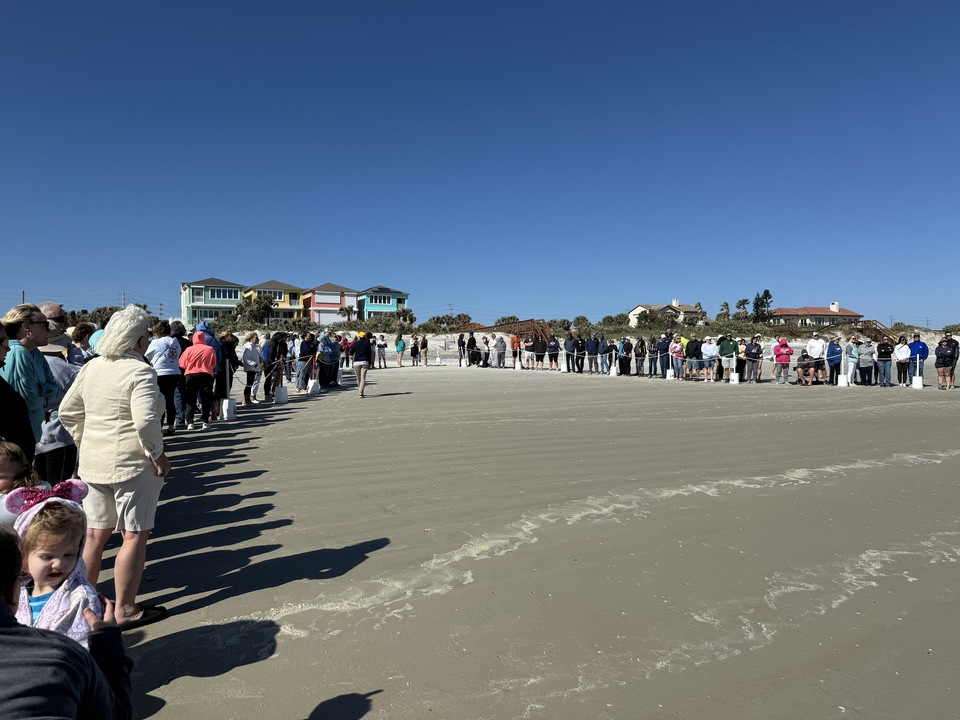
[221,397,237,420]
[307,379,320,395]
[666,368,675,379]
[274,385,288,404]
[911,374,924,389]
[729,373,739,385]
[837,375,849,387]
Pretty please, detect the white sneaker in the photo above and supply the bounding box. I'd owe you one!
[200,423,209,430]
[186,423,195,430]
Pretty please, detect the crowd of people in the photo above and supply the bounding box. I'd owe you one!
[446,327,957,389]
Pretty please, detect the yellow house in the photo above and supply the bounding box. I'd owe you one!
[242,280,306,320]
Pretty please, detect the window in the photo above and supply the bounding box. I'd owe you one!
[210,287,240,300]
[192,288,204,303]
[368,294,392,306]
[288,293,299,303]
[199,308,231,319]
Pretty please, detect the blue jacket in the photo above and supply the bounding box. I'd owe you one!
[585,338,600,355]
[908,340,929,360]
[0,341,62,442]
[826,342,843,366]
[195,321,222,368]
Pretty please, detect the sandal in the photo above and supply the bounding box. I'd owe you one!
[119,604,168,631]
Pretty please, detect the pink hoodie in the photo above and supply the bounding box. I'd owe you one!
[178,332,217,375]
[775,339,794,364]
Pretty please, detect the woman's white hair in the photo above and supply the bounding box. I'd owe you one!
[95,305,150,360]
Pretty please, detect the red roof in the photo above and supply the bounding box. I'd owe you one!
[771,306,861,317]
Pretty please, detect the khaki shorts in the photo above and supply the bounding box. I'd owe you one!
[83,468,165,533]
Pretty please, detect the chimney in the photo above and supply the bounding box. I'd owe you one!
[671,299,680,308]
[829,302,839,313]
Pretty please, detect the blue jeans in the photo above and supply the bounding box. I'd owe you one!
[672,356,683,377]
[173,377,186,424]
[648,355,658,376]
[600,355,609,372]
[296,360,312,389]
[909,359,924,379]
[877,360,892,386]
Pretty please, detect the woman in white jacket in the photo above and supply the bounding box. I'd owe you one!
[59,304,171,630]
[145,320,182,437]
[241,332,264,405]
[893,335,911,387]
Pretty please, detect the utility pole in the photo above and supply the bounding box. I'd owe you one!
[21,290,25,303]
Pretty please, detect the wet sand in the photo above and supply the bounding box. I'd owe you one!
[122,362,960,719]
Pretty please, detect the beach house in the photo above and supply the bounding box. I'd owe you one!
[180,277,245,324]
[357,286,409,320]
[302,283,359,326]
[242,280,305,320]
[628,300,708,327]
[770,302,862,327]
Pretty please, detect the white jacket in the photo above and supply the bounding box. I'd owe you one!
[59,352,164,484]
[242,342,263,371]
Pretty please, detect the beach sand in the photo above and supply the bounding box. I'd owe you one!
[120,359,960,719]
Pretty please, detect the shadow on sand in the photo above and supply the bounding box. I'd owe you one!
[307,690,383,719]
[145,537,391,615]
[127,619,281,719]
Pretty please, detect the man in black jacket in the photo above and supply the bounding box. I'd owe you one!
[466,332,479,366]
[684,332,703,381]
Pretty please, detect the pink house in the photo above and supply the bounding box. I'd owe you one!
[302,283,359,326]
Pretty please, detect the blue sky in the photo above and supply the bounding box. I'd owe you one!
[2,1,957,328]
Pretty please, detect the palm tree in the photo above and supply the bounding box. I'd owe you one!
[395,307,416,324]
[338,305,355,322]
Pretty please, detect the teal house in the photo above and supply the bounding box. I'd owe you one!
[357,286,409,320]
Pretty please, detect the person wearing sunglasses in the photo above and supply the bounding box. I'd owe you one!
[38,301,68,334]
[0,305,62,450]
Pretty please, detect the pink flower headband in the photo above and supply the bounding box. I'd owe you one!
[4,479,88,516]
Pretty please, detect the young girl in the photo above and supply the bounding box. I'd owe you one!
[6,479,103,647]
[0,440,47,528]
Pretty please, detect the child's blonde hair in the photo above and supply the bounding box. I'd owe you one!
[0,441,40,490]
[21,504,84,559]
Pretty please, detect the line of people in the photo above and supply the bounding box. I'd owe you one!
[447,326,957,388]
